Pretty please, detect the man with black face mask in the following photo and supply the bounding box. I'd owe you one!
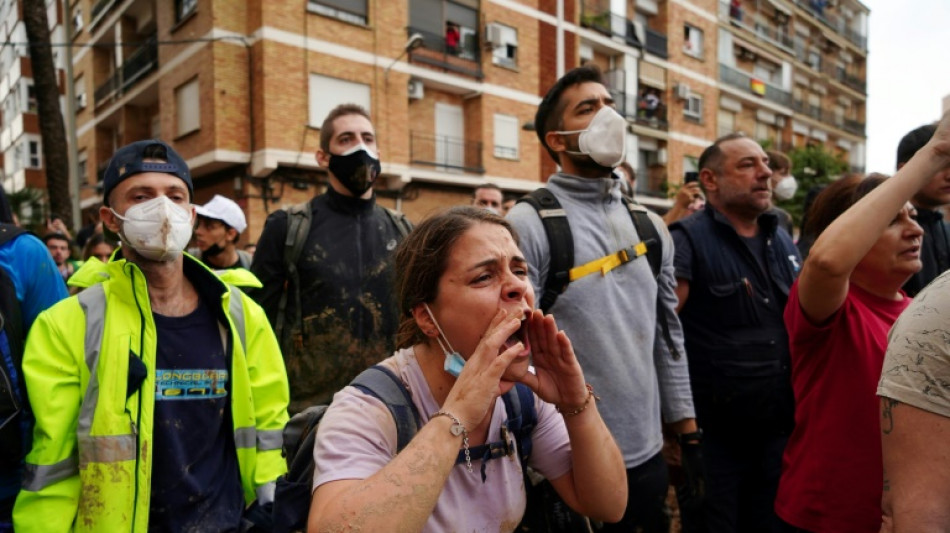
[193,194,252,270]
[250,104,412,413]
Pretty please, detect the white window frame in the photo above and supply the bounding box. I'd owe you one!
[308,74,371,128]
[685,94,703,120]
[175,77,201,137]
[28,140,40,169]
[490,23,518,68]
[77,149,88,183]
[684,24,704,58]
[493,113,519,160]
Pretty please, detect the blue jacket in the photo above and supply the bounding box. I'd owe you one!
[671,205,800,433]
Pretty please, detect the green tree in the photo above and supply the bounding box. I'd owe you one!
[774,144,849,228]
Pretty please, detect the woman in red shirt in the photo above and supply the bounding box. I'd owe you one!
[776,111,950,533]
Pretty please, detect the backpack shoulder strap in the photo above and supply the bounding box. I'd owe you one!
[350,365,421,452]
[382,207,412,239]
[621,198,682,360]
[275,200,313,341]
[622,197,661,279]
[502,383,537,467]
[517,189,573,313]
[0,224,26,249]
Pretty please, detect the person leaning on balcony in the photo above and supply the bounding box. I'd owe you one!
[445,21,460,55]
[895,122,950,296]
[250,103,413,413]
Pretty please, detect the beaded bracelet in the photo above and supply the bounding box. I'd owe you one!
[556,383,600,416]
[432,411,472,472]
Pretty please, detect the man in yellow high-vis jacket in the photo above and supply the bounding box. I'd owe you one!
[14,140,290,532]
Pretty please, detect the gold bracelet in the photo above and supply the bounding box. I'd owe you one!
[432,411,472,473]
[556,383,600,416]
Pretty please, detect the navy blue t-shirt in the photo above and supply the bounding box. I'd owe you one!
[148,299,244,532]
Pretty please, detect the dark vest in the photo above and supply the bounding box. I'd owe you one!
[672,206,800,433]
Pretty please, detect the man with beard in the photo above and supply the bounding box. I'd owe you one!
[192,195,252,270]
[507,65,698,532]
[251,104,411,413]
[670,134,801,532]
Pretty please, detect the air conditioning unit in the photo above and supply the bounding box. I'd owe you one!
[76,93,87,109]
[485,23,503,49]
[674,83,691,100]
[407,79,424,100]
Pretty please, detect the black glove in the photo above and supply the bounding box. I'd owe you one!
[676,432,707,533]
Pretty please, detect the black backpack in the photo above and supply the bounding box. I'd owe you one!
[271,365,540,533]
[517,188,681,360]
[0,225,30,476]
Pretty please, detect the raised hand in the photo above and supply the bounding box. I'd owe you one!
[518,309,589,409]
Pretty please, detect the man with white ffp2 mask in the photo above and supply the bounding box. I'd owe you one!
[507,65,698,533]
[13,139,290,532]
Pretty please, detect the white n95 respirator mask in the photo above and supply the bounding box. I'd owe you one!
[112,195,194,262]
[556,106,628,168]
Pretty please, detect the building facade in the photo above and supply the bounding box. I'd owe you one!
[58,0,867,240]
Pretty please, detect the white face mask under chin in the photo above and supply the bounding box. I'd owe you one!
[111,195,194,262]
[556,105,628,168]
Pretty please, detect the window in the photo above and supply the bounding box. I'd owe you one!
[489,23,517,68]
[684,94,703,120]
[308,0,368,25]
[77,150,87,183]
[308,74,371,128]
[684,25,703,58]
[28,141,40,168]
[807,49,821,70]
[755,122,779,147]
[175,0,197,22]
[175,77,200,137]
[26,83,36,112]
[718,109,736,138]
[493,114,519,159]
[409,0,479,60]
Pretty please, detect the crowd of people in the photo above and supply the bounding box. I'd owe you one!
[0,64,949,533]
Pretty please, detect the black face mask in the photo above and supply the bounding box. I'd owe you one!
[328,146,381,197]
[203,242,226,258]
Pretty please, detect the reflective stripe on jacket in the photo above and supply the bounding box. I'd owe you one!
[14,254,289,532]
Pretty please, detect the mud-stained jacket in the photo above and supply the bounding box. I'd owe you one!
[13,252,289,532]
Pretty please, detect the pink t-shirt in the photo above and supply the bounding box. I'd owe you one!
[312,347,573,532]
[776,281,910,533]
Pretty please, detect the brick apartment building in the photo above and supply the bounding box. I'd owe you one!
[5,0,869,241]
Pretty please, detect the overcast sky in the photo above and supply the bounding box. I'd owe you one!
[863,0,950,174]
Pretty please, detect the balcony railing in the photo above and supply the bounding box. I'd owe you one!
[406,27,482,79]
[609,89,669,130]
[579,3,642,48]
[645,28,668,59]
[754,19,795,53]
[93,36,158,105]
[410,132,484,173]
[719,64,791,107]
[792,99,825,121]
[90,0,116,25]
[821,63,867,93]
[792,0,867,50]
[843,119,865,136]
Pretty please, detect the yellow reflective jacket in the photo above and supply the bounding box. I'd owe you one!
[14,254,289,532]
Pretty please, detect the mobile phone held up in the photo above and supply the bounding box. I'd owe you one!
[684,171,699,184]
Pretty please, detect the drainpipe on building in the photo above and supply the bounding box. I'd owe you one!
[557,0,564,78]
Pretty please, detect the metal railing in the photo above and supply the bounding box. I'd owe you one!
[608,89,668,129]
[719,64,791,107]
[406,26,481,79]
[578,2,642,48]
[410,132,484,174]
[791,0,867,50]
[93,36,158,105]
[645,28,668,59]
[843,119,865,136]
[91,0,116,24]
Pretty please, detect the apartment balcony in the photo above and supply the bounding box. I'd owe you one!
[93,36,158,105]
[843,119,865,136]
[410,132,484,174]
[406,27,482,79]
[644,28,668,59]
[90,0,117,26]
[719,64,791,107]
[792,0,867,50]
[609,89,669,130]
[578,3,642,48]
[753,20,795,54]
[792,99,824,121]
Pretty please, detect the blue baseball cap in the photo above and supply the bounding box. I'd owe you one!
[102,139,193,206]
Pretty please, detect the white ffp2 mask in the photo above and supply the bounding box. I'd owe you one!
[556,106,628,168]
[772,175,798,201]
[112,195,194,262]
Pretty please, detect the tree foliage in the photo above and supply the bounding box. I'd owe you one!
[774,143,850,228]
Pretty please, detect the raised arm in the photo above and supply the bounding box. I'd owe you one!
[799,111,950,323]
